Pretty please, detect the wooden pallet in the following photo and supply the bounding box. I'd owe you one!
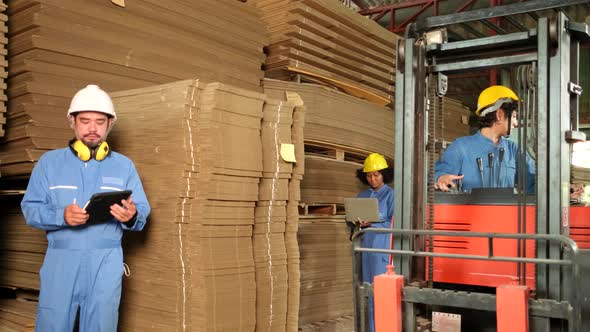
[304,142,369,164]
[298,203,345,215]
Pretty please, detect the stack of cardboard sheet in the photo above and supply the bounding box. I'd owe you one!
[286,99,305,332]
[253,0,399,105]
[299,315,354,332]
[0,299,36,332]
[572,166,590,185]
[0,195,46,292]
[0,1,6,139]
[437,97,472,142]
[263,79,394,159]
[301,156,365,204]
[254,98,294,331]
[264,78,391,326]
[1,0,266,177]
[296,156,364,326]
[258,90,306,331]
[110,80,264,331]
[297,215,353,325]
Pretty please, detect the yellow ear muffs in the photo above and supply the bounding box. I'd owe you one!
[69,139,110,161]
[94,141,110,161]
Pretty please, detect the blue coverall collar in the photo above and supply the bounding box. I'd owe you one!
[475,130,507,148]
[371,184,390,194]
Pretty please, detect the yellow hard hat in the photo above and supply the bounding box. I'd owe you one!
[363,153,388,173]
[475,85,518,116]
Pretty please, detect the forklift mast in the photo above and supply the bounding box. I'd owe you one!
[352,0,590,331]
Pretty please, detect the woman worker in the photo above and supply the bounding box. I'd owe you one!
[355,152,394,332]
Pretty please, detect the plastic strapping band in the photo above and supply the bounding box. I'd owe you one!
[177,79,199,331]
[266,101,283,331]
[123,262,131,277]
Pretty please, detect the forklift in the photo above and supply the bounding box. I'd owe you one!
[352,0,590,331]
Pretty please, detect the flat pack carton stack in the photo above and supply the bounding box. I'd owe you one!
[0,1,6,139]
[1,0,266,177]
[254,98,294,331]
[252,0,399,105]
[285,96,305,332]
[0,195,46,292]
[301,156,365,204]
[0,298,37,331]
[297,215,353,325]
[110,80,264,331]
[262,79,394,159]
[434,96,472,142]
[264,79,394,326]
[572,166,590,185]
[258,90,306,331]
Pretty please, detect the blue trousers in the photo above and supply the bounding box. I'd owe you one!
[36,245,123,332]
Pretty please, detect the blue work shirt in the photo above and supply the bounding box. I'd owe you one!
[356,184,394,282]
[435,131,536,192]
[22,147,150,237]
[357,184,393,332]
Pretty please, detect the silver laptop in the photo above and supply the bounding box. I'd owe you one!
[344,198,381,223]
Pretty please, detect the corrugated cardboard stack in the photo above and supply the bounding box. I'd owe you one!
[257,91,306,332]
[0,1,6,139]
[264,78,392,326]
[262,79,394,159]
[0,298,36,331]
[1,0,266,177]
[436,97,472,142]
[254,98,294,331]
[110,80,265,331]
[572,166,590,185]
[295,156,361,325]
[297,215,352,325]
[253,0,399,105]
[301,156,365,204]
[0,195,46,292]
[286,98,305,332]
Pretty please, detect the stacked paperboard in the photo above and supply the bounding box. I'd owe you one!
[0,1,6,139]
[437,97,472,142]
[301,156,365,204]
[285,99,305,332]
[296,156,363,326]
[254,92,306,332]
[109,80,264,331]
[264,78,392,326]
[572,166,590,185]
[263,79,394,159]
[254,99,293,331]
[253,0,399,105]
[297,215,353,325]
[1,0,267,177]
[0,299,36,331]
[0,195,46,292]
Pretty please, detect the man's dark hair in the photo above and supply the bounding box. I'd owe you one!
[478,101,518,129]
[355,167,394,186]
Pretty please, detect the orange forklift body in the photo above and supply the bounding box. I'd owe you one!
[428,205,590,288]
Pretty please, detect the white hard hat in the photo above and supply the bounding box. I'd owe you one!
[67,85,116,120]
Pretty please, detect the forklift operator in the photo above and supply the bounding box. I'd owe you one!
[434,85,536,193]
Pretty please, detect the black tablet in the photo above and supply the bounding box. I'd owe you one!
[83,190,132,224]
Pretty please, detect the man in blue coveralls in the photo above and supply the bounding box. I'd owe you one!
[21,84,151,332]
[435,85,535,192]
